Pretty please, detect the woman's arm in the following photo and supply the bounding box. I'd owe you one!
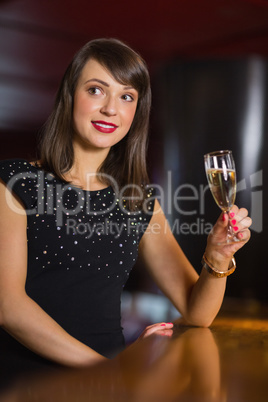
[139,200,251,327]
[0,180,106,367]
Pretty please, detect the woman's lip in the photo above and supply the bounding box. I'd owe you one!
[91,120,118,133]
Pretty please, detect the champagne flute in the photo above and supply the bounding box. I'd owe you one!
[204,150,242,245]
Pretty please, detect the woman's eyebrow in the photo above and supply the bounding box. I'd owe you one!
[84,78,135,91]
[84,78,109,86]
[123,86,135,90]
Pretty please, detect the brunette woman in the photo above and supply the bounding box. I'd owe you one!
[0,39,251,371]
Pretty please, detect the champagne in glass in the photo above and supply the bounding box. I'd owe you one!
[204,150,241,245]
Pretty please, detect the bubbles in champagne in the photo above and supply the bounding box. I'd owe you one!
[206,169,236,211]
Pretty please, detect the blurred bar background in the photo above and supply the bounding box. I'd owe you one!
[1,0,267,339]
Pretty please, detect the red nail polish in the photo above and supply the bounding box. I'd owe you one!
[231,219,236,225]
[233,226,239,231]
[161,324,166,326]
[222,214,226,221]
[230,212,235,218]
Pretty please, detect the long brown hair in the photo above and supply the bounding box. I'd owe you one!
[38,38,152,209]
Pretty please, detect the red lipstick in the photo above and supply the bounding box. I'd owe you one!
[91,120,118,133]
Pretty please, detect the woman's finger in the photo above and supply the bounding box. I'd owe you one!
[206,205,252,259]
[228,207,252,242]
[139,322,174,339]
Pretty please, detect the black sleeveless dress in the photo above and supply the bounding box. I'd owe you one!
[0,159,155,381]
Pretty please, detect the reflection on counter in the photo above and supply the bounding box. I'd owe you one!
[0,322,224,402]
[0,316,268,401]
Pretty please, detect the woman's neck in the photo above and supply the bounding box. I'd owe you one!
[65,143,111,191]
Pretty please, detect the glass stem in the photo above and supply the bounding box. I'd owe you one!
[226,213,234,241]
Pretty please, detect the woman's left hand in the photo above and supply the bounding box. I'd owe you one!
[205,205,252,266]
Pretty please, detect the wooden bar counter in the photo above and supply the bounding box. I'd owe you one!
[0,316,267,402]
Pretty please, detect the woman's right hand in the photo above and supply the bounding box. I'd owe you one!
[138,322,174,340]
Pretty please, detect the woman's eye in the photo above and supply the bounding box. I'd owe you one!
[122,94,134,102]
[88,87,102,95]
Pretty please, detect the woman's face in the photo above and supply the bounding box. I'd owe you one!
[72,59,138,151]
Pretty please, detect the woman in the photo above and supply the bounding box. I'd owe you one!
[0,39,251,369]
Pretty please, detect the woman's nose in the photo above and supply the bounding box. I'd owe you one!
[100,96,117,116]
